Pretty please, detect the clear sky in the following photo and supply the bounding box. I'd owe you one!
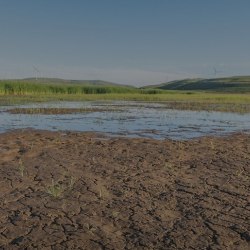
[0,0,250,86]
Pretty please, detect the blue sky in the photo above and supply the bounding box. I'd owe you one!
[0,0,250,86]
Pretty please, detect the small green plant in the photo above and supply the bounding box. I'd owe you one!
[18,159,25,177]
[112,211,120,219]
[47,179,64,198]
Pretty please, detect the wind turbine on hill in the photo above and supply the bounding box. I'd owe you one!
[165,75,169,83]
[213,67,223,77]
[33,66,40,80]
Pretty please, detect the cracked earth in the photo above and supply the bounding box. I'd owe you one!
[0,130,249,249]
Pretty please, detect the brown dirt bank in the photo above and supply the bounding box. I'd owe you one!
[6,107,113,115]
[0,130,249,249]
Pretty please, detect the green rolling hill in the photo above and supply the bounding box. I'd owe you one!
[14,78,129,87]
[143,76,250,92]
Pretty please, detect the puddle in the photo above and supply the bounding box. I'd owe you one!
[0,101,249,140]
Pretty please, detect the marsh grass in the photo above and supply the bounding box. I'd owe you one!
[0,80,250,113]
[0,80,137,95]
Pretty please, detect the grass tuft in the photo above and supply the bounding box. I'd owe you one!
[47,179,64,198]
[18,159,25,177]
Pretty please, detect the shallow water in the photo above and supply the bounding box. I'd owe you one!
[0,101,249,139]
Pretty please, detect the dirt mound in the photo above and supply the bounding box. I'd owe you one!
[0,130,249,249]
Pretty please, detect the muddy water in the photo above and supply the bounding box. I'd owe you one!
[0,101,249,139]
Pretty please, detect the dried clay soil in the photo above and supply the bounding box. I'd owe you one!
[0,130,249,249]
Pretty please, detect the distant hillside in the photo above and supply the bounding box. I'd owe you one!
[14,78,130,87]
[143,76,250,92]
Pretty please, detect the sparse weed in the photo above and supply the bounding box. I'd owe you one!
[164,162,173,169]
[236,167,250,181]
[85,223,96,234]
[69,176,76,190]
[210,140,215,150]
[164,162,176,174]
[112,211,120,219]
[18,159,25,177]
[99,188,103,198]
[178,141,184,150]
[30,141,34,150]
[98,186,110,199]
[47,179,64,198]
[236,167,244,177]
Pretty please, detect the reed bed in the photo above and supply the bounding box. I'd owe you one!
[0,80,250,113]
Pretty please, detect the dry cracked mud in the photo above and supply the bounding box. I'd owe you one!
[0,129,249,249]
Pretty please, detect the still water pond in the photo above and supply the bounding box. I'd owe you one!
[0,101,249,140]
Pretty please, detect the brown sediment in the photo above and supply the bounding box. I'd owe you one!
[0,129,249,249]
[6,107,117,115]
[161,101,250,113]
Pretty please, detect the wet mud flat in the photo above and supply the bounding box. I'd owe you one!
[5,107,116,115]
[0,130,249,249]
